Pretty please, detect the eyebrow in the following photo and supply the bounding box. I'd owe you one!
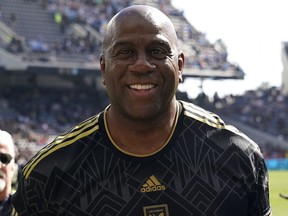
[111,35,172,49]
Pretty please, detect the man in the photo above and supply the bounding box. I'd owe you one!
[12,5,271,215]
[0,130,16,216]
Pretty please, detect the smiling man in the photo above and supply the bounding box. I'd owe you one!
[12,5,271,216]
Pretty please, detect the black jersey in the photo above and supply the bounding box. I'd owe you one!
[12,100,271,216]
[0,195,13,216]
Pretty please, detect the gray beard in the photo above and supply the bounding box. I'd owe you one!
[0,178,6,191]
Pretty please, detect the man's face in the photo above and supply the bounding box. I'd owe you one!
[0,143,14,199]
[101,11,184,120]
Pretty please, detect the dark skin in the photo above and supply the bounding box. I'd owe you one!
[100,5,184,155]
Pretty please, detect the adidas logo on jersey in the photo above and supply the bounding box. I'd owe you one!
[141,175,166,193]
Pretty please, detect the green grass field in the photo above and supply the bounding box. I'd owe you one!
[269,170,288,216]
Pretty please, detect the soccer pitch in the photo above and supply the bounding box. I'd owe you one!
[269,170,288,216]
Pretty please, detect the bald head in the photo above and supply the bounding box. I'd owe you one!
[102,5,179,51]
[0,130,15,158]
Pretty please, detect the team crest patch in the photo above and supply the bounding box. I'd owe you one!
[143,204,169,216]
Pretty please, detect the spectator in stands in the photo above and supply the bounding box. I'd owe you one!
[6,37,24,53]
[0,130,16,216]
[8,13,16,29]
[12,5,271,215]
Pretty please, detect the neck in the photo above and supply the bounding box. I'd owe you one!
[105,101,179,156]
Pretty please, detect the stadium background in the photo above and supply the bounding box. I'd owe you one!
[0,0,288,214]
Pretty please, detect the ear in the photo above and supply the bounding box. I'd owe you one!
[178,52,184,83]
[100,55,106,85]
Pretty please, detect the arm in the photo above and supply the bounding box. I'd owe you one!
[12,174,48,216]
[248,153,272,216]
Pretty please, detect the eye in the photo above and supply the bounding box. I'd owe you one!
[151,49,163,54]
[114,49,134,59]
[150,48,168,59]
[120,49,133,55]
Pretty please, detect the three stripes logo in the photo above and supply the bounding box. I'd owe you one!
[141,175,166,193]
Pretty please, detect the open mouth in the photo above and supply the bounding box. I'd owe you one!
[129,84,155,90]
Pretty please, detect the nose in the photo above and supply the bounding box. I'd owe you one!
[128,53,156,73]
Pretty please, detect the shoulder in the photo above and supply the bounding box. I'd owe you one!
[178,100,261,153]
[180,100,226,129]
[21,112,103,180]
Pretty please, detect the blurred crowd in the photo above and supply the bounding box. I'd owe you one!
[192,87,288,159]
[0,87,109,166]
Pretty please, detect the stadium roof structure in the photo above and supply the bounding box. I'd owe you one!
[182,67,244,80]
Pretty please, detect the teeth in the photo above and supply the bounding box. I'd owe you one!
[130,84,154,90]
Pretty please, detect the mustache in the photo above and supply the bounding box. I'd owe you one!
[0,170,6,179]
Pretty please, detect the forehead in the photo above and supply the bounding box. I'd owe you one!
[0,143,12,155]
[0,132,14,155]
[107,8,177,47]
[0,143,15,164]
